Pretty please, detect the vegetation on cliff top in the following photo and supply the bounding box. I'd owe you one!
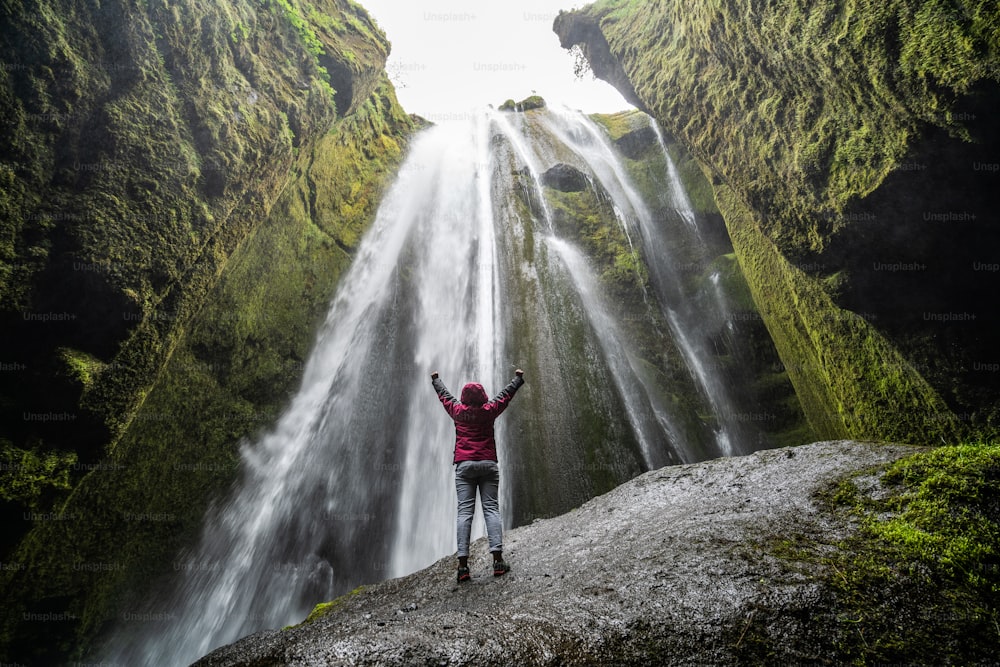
[499,94,547,112]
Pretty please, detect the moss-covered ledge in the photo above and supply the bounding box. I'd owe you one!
[716,184,959,442]
[298,585,365,626]
[768,443,1000,664]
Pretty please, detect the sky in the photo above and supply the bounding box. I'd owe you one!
[358,0,634,121]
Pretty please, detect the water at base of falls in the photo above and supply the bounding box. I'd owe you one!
[100,105,760,666]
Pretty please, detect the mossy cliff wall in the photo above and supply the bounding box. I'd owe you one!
[556,0,1000,443]
[0,0,415,662]
[588,110,813,452]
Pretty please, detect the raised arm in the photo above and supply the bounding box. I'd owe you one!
[486,369,525,414]
[431,372,459,414]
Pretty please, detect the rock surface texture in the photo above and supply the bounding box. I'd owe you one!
[196,440,923,666]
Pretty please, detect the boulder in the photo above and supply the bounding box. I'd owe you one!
[541,163,589,192]
[195,441,923,666]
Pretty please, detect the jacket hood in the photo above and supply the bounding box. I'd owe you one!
[460,382,488,406]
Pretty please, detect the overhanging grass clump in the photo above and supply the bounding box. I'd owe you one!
[826,444,1000,663]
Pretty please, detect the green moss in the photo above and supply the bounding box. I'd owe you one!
[519,95,546,111]
[558,0,1000,442]
[8,79,410,661]
[0,4,415,656]
[823,444,1000,663]
[300,585,364,625]
[544,187,647,293]
[717,185,958,442]
[499,95,547,112]
[57,348,104,390]
[872,446,999,584]
[0,440,76,511]
[1,0,384,474]
[675,152,718,216]
[589,109,646,142]
[273,0,325,57]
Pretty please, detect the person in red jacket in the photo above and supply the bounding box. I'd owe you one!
[431,369,525,583]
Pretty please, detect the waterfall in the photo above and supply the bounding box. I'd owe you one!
[388,113,502,577]
[546,236,686,467]
[536,106,755,455]
[101,106,761,665]
[650,120,697,229]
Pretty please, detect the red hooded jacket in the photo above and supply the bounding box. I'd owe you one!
[432,375,524,463]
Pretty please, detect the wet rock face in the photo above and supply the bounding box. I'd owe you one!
[195,441,923,666]
[613,125,657,160]
[541,163,589,192]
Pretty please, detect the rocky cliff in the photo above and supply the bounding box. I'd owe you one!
[193,440,1000,666]
[0,0,416,661]
[555,0,1000,444]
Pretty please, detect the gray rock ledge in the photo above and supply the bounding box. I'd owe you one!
[194,440,923,666]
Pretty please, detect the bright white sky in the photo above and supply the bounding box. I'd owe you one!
[359,0,633,120]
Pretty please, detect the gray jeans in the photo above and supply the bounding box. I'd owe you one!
[455,460,502,557]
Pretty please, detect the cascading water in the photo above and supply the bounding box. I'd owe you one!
[102,105,765,666]
[103,113,509,667]
[651,121,697,229]
[387,114,502,578]
[536,107,755,456]
[545,236,686,467]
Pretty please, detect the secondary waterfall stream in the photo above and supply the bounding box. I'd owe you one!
[103,106,765,666]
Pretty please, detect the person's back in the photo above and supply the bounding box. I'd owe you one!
[437,380,519,463]
[431,370,524,582]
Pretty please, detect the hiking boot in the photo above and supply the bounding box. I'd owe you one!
[457,566,470,583]
[492,560,510,577]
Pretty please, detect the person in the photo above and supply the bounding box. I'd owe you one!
[431,369,525,583]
